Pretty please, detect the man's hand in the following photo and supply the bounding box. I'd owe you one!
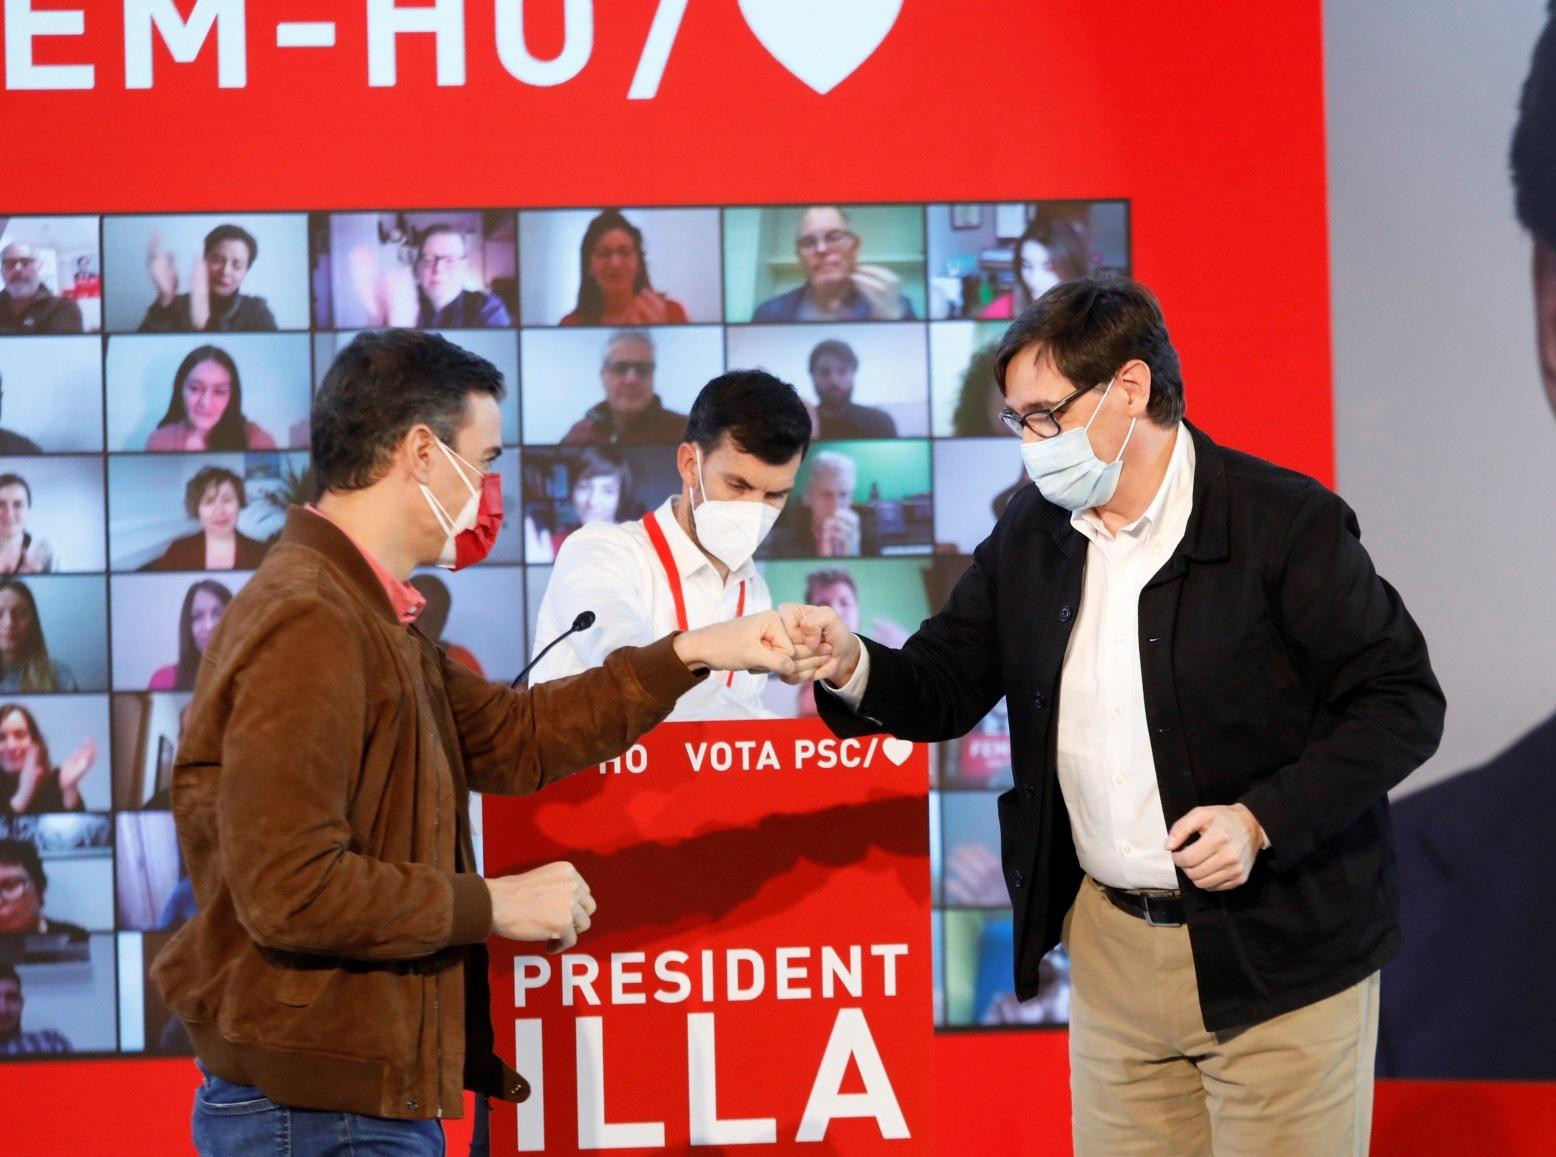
[1165,803,1264,891]
[776,603,862,687]
[816,507,861,557]
[188,254,210,331]
[850,264,907,321]
[487,861,596,953]
[673,609,815,680]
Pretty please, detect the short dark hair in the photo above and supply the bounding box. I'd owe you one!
[993,277,1185,426]
[311,330,507,495]
[203,224,258,265]
[184,465,246,519]
[684,370,812,465]
[808,340,858,374]
[0,474,31,504]
[1513,3,1556,248]
[0,836,45,896]
[804,567,857,602]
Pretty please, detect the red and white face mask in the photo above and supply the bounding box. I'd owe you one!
[420,441,503,570]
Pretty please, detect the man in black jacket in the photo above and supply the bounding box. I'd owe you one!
[787,277,1444,1154]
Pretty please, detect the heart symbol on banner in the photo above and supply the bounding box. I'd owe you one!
[881,737,913,767]
[738,0,904,95]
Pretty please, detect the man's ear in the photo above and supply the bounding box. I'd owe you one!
[675,441,698,492]
[402,424,437,483]
[1117,358,1154,418]
[1534,242,1556,417]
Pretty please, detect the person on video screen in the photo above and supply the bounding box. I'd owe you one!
[1377,2,1556,1082]
[531,370,812,721]
[147,579,232,692]
[146,346,278,452]
[0,962,72,1054]
[561,330,690,446]
[142,466,269,573]
[0,371,43,455]
[765,450,878,559]
[753,207,916,323]
[982,214,1092,321]
[412,225,511,329]
[139,224,278,333]
[524,447,641,563]
[0,474,57,575]
[0,241,84,334]
[0,706,95,817]
[0,837,88,936]
[0,578,76,693]
[560,210,689,327]
[807,340,897,440]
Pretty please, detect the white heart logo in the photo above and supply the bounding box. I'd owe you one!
[881,737,913,767]
[738,0,903,95]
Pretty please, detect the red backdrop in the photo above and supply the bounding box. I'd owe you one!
[5,1,1552,1151]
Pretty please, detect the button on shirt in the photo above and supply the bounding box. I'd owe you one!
[1057,424,1194,890]
[528,496,773,721]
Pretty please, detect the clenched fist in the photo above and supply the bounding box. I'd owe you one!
[487,861,596,953]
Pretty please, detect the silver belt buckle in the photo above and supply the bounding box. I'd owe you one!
[1142,892,1176,927]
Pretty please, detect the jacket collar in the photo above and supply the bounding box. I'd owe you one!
[1029,419,1229,564]
[280,506,402,626]
[585,394,667,438]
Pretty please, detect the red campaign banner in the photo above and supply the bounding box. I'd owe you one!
[481,719,933,1154]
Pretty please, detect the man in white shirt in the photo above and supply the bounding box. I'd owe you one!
[529,369,813,720]
[784,277,1444,1154]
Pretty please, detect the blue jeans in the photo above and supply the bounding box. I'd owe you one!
[191,1065,446,1156]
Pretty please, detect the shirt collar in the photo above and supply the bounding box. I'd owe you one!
[653,495,757,586]
[304,503,426,626]
[1071,422,1191,545]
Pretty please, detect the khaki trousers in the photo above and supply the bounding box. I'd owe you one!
[1064,878,1379,1156]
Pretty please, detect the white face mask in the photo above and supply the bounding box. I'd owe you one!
[1018,376,1137,512]
[690,447,780,570]
[419,440,481,569]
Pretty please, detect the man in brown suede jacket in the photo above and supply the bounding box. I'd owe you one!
[152,329,807,1156]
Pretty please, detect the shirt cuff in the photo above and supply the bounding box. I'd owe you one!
[822,640,870,709]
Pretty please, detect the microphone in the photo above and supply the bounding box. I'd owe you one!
[511,611,596,688]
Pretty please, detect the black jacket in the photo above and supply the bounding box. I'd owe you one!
[818,423,1444,1030]
[1377,710,1556,1079]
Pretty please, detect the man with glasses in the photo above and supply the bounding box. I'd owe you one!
[0,243,84,334]
[562,329,689,445]
[414,224,511,328]
[753,206,916,322]
[786,277,1444,1154]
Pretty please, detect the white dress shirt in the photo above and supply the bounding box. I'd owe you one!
[528,496,774,721]
[1057,425,1193,889]
[832,426,1195,889]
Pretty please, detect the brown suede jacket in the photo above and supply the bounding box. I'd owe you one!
[151,507,703,1120]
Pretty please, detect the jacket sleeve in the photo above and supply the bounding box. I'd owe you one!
[445,634,705,795]
[214,597,492,960]
[816,524,1006,742]
[1238,485,1446,870]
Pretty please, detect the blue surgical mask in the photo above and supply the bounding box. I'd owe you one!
[1018,377,1137,511]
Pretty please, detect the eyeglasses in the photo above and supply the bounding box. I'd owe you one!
[999,381,1100,439]
[592,246,638,262]
[0,877,34,901]
[1,257,38,271]
[796,229,857,254]
[415,255,462,272]
[604,360,655,376]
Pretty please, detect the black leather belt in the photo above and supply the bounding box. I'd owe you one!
[1100,883,1186,927]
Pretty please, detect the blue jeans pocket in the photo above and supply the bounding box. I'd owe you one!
[196,1074,278,1116]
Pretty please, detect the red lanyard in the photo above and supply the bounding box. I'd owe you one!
[643,511,746,686]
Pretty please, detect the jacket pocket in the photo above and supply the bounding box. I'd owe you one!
[1231,856,1354,977]
[1175,637,1274,752]
[274,959,336,1009]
